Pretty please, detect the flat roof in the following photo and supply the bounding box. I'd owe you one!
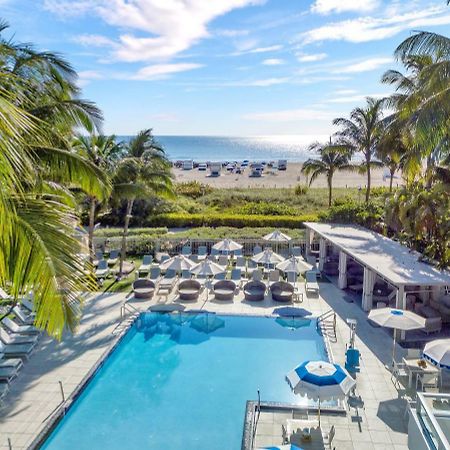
[304,222,450,287]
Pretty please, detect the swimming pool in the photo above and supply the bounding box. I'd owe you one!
[41,313,328,450]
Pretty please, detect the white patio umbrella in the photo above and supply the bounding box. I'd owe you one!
[286,360,356,425]
[368,308,426,363]
[160,255,196,272]
[276,256,312,274]
[190,259,225,277]
[423,339,450,370]
[263,230,291,253]
[212,238,242,254]
[252,248,285,267]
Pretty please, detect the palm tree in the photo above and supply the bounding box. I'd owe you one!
[113,130,174,277]
[333,97,384,202]
[0,21,108,337]
[73,135,122,260]
[301,141,352,206]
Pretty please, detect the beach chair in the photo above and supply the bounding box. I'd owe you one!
[235,256,246,271]
[416,372,440,392]
[391,360,408,388]
[253,245,262,255]
[0,365,21,383]
[95,260,110,279]
[149,267,161,283]
[252,269,263,282]
[0,353,23,369]
[181,246,192,257]
[268,269,280,287]
[160,254,170,263]
[197,246,207,261]
[211,248,219,257]
[230,268,244,288]
[159,269,177,290]
[0,383,9,404]
[287,272,298,284]
[2,317,39,335]
[247,260,257,277]
[212,272,226,287]
[0,327,38,346]
[291,246,302,257]
[234,249,243,257]
[13,306,35,325]
[218,255,228,268]
[0,341,35,360]
[305,271,319,295]
[93,251,103,267]
[107,250,120,267]
[138,255,153,275]
[181,269,191,279]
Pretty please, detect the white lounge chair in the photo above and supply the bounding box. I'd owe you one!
[159,269,177,291]
[305,271,319,295]
[0,341,35,359]
[2,317,39,335]
[197,246,207,261]
[416,372,439,391]
[0,353,23,369]
[138,255,153,275]
[95,260,110,279]
[13,306,35,325]
[107,250,120,267]
[0,327,38,346]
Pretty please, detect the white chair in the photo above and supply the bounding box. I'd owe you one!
[138,255,153,274]
[305,271,319,295]
[321,425,335,450]
[391,360,409,388]
[416,372,439,392]
[2,317,39,335]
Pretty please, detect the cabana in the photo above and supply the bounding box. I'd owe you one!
[304,223,450,319]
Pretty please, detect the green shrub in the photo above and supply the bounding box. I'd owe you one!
[319,200,383,229]
[176,181,214,199]
[237,202,297,216]
[294,184,309,196]
[147,213,318,228]
[94,227,168,238]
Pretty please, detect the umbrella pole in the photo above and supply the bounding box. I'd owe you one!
[318,398,321,427]
[392,329,397,366]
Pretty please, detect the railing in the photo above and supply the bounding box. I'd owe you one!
[120,302,139,320]
[317,309,337,342]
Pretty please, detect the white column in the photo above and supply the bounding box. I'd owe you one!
[318,238,326,271]
[338,251,348,289]
[305,228,311,255]
[362,267,376,311]
[395,285,405,309]
[431,285,442,302]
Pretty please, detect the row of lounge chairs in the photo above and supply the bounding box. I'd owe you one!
[94,250,120,279]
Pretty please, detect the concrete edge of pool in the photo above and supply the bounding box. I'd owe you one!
[28,311,335,450]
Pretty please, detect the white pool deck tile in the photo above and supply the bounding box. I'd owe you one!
[0,279,411,449]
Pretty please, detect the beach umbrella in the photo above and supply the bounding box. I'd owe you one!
[263,230,291,253]
[190,313,225,334]
[258,445,303,450]
[160,255,196,272]
[276,256,311,274]
[423,339,450,370]
[212,238,242,254]
[286,360,356,425]
[252,248,285,267]
[191,259,225,277]
[368,308,425,363]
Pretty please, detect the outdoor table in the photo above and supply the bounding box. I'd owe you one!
[402,357,440,388]
[286,418,319,442]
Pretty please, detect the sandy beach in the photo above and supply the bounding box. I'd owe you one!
[173,163,402,189]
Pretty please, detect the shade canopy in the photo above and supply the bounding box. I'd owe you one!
[263,230,292,242]
[191,259,225,276]
[212,239,242,252]
[252,248,285,265]
[423,339,450,369]
[368,308,426,331]
[286,360,356,401]
[277,256,311,274]
[160,255,196,272]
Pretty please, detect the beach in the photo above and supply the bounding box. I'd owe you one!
[173,163,401,189]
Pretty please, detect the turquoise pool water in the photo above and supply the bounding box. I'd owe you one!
[42,313,328,450]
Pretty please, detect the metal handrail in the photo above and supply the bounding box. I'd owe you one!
[317,309,337,341]
[120,302,139,320]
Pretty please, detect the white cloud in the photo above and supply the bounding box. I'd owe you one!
[301,6,450,44]
[46,0,265,62]
[328,92,387,103]
[73,34,116,48]
[243,108,336,122]
[332,57,392,73]
[216,29,249,37]
[298,53,327,62]
[77,70,103,87]
[262,58,284,65]
[132,63,203,80]
[334,89,358,95]
[247,44,283,54]
[245,77,289,86]
[311,0,379,15]
[233,44,283,56]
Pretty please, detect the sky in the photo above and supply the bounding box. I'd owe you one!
[2,0,450,136]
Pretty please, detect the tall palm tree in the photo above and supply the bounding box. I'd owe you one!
[301,141,352,206]
[333,97,384,202]
[113,129,174,276]
[73,135,122,260]
[0,21,108,337]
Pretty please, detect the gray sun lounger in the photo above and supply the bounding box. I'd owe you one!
[0,327,38,346]
[2,317,39,335]
[139,255,153,274]
[305,271,319,294]
[13,306,35,325]
[0,353,23,369]
[0,341,35,359]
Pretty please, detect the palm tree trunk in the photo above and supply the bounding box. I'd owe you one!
[88,196,96,263]
[328,176,333,207]
[389,168,395,192]
[365,157,371,202]
[119,198,134,277]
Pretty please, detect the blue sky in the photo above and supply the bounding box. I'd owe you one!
[3,0,450,136]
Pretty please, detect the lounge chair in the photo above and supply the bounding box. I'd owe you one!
[159,269,177,290]
[13,306,35,325]
[0,353,23,369]
[253,245,262,255]
[416,372,440,391]
[252,269,263,282]
[231,268,245,288]
[149,267,161,283]
[213,280,236,301]
[291,246,302,257]
[217,255,228,268]
[177,280,201,301]
[132,279,155,300]
[21,298,34,312]
[107,250,120,266]
[211,248,219,257]
[197,246,207,261]
[235,256,246,272]
[181,246,192,257]
[212,272,226,286]
[159,254,170,264]
[0,383,9,403]
[268,269,280,287]
[95,260,110,279]
[270,281,294,302]
[138,255,153,275]
[0,341,34,359]
[93,251,103,267]
[0,327,38,345]
[305,271,319,295]
[181,269,192,279]
[2,317,39,335]
[243,281,266,302]
[391,360,408,388]
[0,366,20,383]
[234,249,243,257]
[247,260,257,277]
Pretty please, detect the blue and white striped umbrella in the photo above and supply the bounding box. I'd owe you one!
[423,339,450,370]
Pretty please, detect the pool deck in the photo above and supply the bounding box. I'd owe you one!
[0,279,410,450]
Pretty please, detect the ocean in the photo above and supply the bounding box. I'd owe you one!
[118,135,328,162]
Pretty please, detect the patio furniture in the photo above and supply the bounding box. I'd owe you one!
[416,372,440,391]
[243,281,266,302]
[252,269,263,282]
[0,328,38,346]
[246,260,257,277]
[213,280,236,301]
[235,256,246,272]
[305,271,319,295]
[402,357,440,389]
[268,269,280,286]
[0,341,34,360]
[286,418,319,442]
[291,246,302,257]
[132,279,155,300]
[197,246,207,261]
[12,306,35,325]
[93,251,103,267]
[230,268,245,288]
[270,281,294,302]
[407,348,422,359]
[322,425,335,450]
[2,317,39,335]
[181,269,191,279]
[430,293,450,323]
[0,354,23,369]
[287,272,298,284]
[217,255,229,268]
[159,270,177,290]
[95,260,110,279]
[178,280,201,301]
[253,245,262,255]
[0,365,21,383]
[138,255,153,274]
[391,360,408,388]
[149,267,161,283]
[107,250,119,266]
[181,246,192,257]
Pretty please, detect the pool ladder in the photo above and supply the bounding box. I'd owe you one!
[317,309,337,342]
[112,303,140,335]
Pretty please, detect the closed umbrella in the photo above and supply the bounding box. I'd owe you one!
[286,360,355,426]
[212,239,242,254]
[277,256,311,274]
[252,248,285,267]
[263,230,291,253]
[423,339,450,369]
[368,308,425,363]
[160,255,196,272]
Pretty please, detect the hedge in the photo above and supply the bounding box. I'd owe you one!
[147,213,318,228]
